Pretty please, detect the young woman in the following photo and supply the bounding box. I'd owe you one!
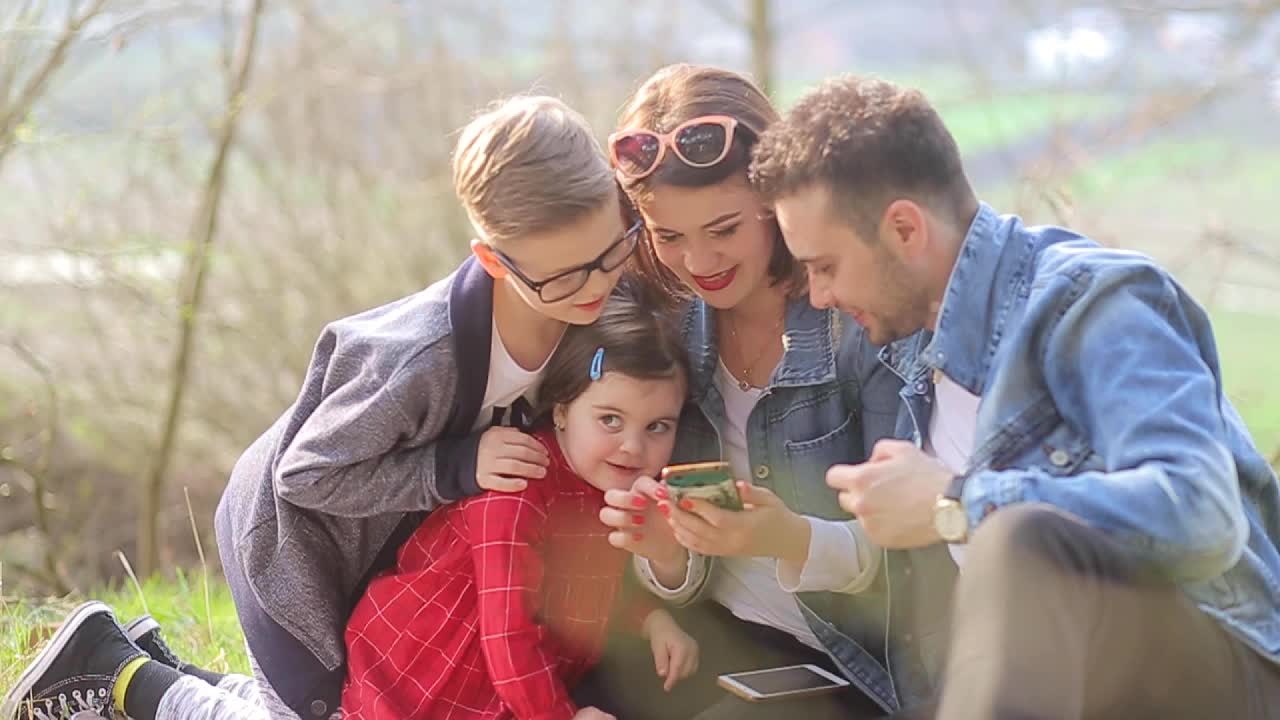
[582,65,909,720]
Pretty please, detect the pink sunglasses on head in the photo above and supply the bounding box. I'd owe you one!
[608,115,751,180]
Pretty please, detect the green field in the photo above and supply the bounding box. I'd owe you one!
[1,572,250,690]
[1215,311,1280,459]
[940,91,1121,157]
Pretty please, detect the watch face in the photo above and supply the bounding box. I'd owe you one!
[935,502,967,542]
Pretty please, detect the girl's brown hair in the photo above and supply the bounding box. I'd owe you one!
[614,64,806,303]
[536,289,689,420]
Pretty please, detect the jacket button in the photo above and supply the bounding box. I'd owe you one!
[1048,448,1070,467]
[311,700,328,716]
[754,464,770,480]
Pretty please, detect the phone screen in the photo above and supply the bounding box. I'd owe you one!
[730,666,843,696]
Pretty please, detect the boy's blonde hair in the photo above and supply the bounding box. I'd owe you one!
[453,96,615,244]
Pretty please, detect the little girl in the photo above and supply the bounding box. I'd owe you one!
[340,294,698,720]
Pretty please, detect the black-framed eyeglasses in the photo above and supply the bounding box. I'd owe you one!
[490,218,643,303]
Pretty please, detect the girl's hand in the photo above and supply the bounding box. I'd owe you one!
[571,708,616,720]
[599,476,686,567]
[663,482,811,565]
[642,609,699,692]
[475,427,549,492]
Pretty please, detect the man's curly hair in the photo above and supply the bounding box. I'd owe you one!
[750,74,974,236]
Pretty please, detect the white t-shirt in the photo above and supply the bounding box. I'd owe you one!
[709,360,826,651]
[471,317,558,431]
[635,359,878,613]
[924,372,982,567]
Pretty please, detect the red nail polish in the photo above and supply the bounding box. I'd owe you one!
[632,496,649,509]
[657,503,670,517]
[679,500,694,511]
[633,514,646,525]
[655,486,669,500]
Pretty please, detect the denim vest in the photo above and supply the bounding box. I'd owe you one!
[881,204,1280,670]
[667,296,916,713]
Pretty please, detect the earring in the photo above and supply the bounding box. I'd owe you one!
[554,421,566,431]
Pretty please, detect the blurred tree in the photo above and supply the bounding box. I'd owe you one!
[0,0,109,174]
[140,0,265,577]
[703,0,776,97]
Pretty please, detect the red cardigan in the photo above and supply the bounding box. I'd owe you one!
[341,428,653,720]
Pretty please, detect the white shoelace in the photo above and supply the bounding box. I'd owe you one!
[26,687,110,720]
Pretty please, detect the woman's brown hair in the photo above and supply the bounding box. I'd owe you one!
[614,64,806,305]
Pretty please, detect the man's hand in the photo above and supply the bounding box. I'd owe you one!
[825,439,952,548]
[475,426,549,492]
[571,708,616,720]
[642,609,699,692]
[663,482,811,565]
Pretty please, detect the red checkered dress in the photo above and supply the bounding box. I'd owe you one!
[341,429,651,720]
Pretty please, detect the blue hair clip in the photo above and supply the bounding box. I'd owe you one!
[589,347,605,381]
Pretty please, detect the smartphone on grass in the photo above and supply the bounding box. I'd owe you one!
[717,664,850,702]
[660,461,742,511]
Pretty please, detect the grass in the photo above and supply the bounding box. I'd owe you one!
[985,134,1280,226]
[980,140,1280,461]
[1,570,250,690]
[1061,138,1280,209]
[1215,311,1280,458]
[940,91,1120,158]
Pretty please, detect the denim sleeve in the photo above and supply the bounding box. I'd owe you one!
[835,313,865,413]
[837,315,904,452]
[961,266,1248,583]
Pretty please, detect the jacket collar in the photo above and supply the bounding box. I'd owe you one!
[445,255,495,435]
[909,203,1034,396]
[682,295,839,402]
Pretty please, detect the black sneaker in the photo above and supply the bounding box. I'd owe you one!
[2,601,145,720]
[122,616,187,673]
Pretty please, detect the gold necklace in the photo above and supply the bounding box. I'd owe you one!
[724,310,784,392]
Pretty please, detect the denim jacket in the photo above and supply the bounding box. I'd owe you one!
[639,204,1280,714]
[881,203,1280,672]
[634,295,913,712]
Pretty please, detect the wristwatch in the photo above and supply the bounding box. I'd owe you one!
[933,475,969,543]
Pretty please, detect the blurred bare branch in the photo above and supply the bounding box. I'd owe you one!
[0,336,69,595]
[2,0,1276,591]
[748,0,774,98]
[0,0,109,173]
[140,0,265,576]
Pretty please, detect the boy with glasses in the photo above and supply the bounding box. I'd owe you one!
[4,95,640,720]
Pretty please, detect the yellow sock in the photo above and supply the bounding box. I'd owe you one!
[112,656,150,713]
